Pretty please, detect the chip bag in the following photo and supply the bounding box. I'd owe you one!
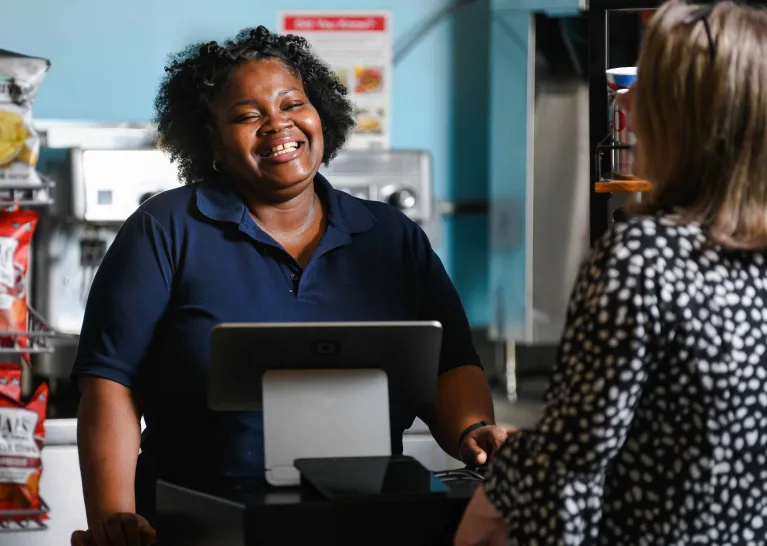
[0,363,21,402]
[0,49,50,188]
[0,209,38,349]
[0,381,48,521]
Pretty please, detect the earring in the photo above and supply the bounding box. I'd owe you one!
[212,160,219,172]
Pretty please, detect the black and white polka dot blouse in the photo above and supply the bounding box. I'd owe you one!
[486,214,767,545]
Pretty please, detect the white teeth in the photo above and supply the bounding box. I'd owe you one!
[271,142,298,154]
[261,141,300,158]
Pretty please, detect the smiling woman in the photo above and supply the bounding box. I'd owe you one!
[155,27,353,185]
[153,29,354,265]
[69,25,510,546]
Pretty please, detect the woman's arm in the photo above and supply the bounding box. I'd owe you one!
[72,208,175,524]
[424,365,495,460]
[408,222,498,459]
[484,223,658,544]
[77,377,142,524]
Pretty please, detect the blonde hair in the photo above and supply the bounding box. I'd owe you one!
[634,0,767,250]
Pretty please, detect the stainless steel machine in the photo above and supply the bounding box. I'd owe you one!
[38,148,183,337]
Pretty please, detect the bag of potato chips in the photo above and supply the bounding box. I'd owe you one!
[0,209,39,350]
[0,364,21,402]
[0,381,48,522]
[0,50,50,188]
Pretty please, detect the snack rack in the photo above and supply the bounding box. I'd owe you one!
[0,500,51,531]
[0,181,54,209]
[0,307,58,355]
[0,172,59,532]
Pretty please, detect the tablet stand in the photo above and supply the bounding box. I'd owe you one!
[262,368,392,487]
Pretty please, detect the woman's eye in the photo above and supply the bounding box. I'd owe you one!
[236,114,260,122]
[284,102,303,110]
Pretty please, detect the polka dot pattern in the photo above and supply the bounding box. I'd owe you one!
[485,215,767,545]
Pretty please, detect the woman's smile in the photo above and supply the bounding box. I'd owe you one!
[256,139,305,163]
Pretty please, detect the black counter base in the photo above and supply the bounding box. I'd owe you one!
[156,477,478,546]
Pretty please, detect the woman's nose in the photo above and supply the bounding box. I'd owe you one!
[261,111,292,134]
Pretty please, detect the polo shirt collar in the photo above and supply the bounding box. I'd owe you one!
[195,172,377,235]
[194,178,245,225]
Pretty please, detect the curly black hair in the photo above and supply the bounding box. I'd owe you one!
[154,26,355,185]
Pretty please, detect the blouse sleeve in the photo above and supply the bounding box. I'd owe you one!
[485,223,660,545]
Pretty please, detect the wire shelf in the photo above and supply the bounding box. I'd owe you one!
[0,306,59,354]
[593,133,630,181]
[0,498,49,531]
[0,175,55,210]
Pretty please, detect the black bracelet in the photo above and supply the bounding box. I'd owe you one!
[457,420,490,451]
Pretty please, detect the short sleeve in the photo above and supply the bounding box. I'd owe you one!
[484,223,659,545]
[71,209,175,389]
[412,224,482,374]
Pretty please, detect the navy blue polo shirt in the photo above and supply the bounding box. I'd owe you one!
[72,173,480,493]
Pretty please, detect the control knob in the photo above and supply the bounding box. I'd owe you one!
[386,188,417,210]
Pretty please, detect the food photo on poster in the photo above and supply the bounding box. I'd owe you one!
[354,65,384,94]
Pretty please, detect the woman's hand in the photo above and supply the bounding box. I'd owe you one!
[459,425,516,465]
[454,487,508,546]
[71,513,156,546]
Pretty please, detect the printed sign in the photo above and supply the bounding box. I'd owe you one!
[278,11,393,150]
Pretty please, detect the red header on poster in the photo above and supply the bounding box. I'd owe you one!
[282,16,387,32]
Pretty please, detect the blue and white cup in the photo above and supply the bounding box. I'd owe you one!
[606,66,638,91]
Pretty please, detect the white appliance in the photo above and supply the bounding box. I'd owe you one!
[34,148,182,337]
[70,149,182,222]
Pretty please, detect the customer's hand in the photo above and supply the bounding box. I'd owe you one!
[71,513,156,546]
[454,487,507,546]
[459,425,516,465]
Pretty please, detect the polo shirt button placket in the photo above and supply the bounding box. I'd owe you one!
[290,272,301,295]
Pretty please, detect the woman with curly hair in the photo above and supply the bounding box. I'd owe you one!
[69,26,511,545]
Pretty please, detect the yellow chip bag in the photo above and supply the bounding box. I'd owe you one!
[0,50,50,187]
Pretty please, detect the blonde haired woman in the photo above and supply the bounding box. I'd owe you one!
[456,1,767,544]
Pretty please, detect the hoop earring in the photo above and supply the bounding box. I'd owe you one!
[212,160,220,172]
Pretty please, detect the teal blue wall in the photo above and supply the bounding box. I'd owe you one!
[488,7,531,340]
[1,0,492,325]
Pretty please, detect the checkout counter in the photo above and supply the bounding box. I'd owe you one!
[154,460,484,545]
[147,322,487,546]
[1,418,476,546]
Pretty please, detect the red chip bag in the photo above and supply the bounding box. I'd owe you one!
[0,209,39,349]
[0,363,21,402]
[0,381,48,522]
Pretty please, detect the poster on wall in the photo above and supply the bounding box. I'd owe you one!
[277,11,392,150]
